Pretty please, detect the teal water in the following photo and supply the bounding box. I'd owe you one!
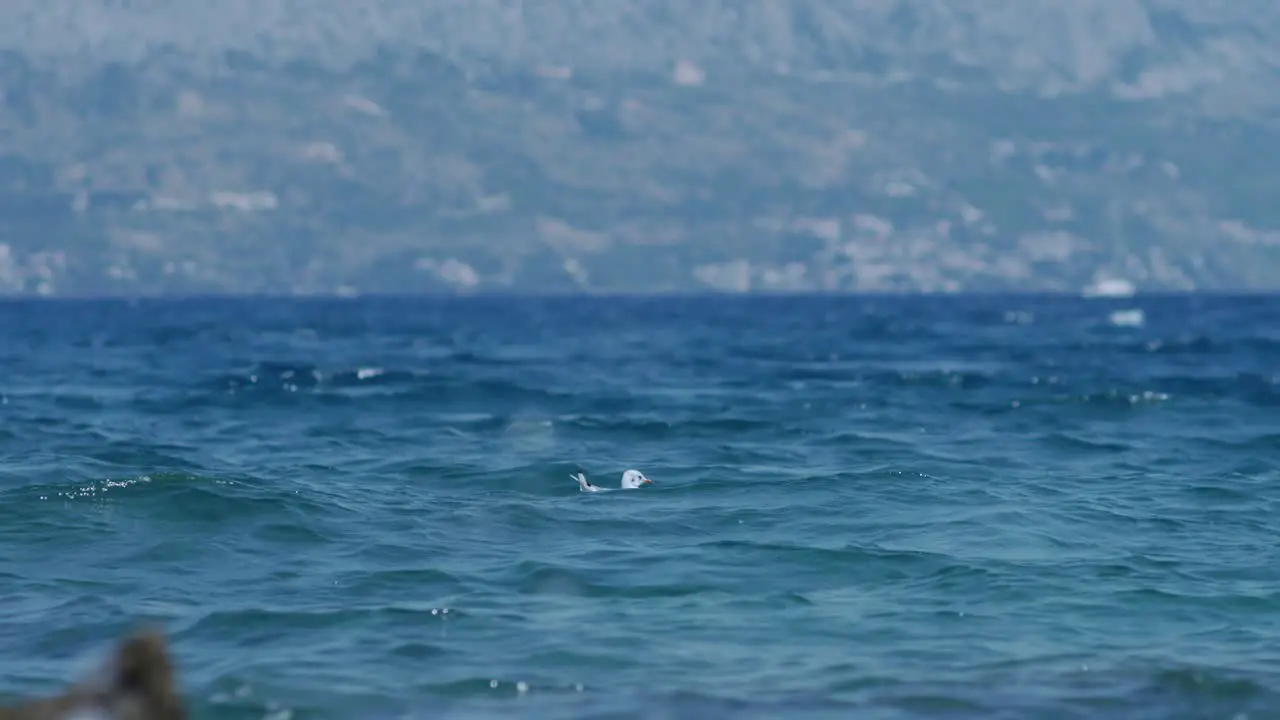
[1,295,1278,719]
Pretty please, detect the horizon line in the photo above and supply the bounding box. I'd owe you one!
[1,289,1278,302]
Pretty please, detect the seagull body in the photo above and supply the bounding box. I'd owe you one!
[571,469,653,493]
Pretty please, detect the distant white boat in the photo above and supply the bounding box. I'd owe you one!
[1081,277,1136,298]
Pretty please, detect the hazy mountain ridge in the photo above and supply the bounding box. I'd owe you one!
[0,0,1278,295]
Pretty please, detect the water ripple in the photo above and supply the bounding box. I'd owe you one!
[0,295,1278,719]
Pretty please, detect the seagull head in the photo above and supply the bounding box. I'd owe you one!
[621,469,653,489]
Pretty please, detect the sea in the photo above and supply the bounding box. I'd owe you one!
[0,293,1277,720]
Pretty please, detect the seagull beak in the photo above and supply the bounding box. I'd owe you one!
[644,477,654,485]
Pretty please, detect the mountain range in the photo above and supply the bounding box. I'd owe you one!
[1,0,1278,295]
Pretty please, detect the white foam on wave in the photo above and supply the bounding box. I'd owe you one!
[502,412,557,455]
[1109,308,1145,327]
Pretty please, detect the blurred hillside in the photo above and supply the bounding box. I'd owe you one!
[1,0,1278,295]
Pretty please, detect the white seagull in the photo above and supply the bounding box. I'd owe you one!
[570,469,654,493]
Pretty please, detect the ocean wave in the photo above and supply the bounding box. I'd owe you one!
[4,296,1280,719]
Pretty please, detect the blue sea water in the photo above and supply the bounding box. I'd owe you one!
[1,294,1278,720]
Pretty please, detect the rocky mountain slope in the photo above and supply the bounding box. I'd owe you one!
[0,0,1277,294]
